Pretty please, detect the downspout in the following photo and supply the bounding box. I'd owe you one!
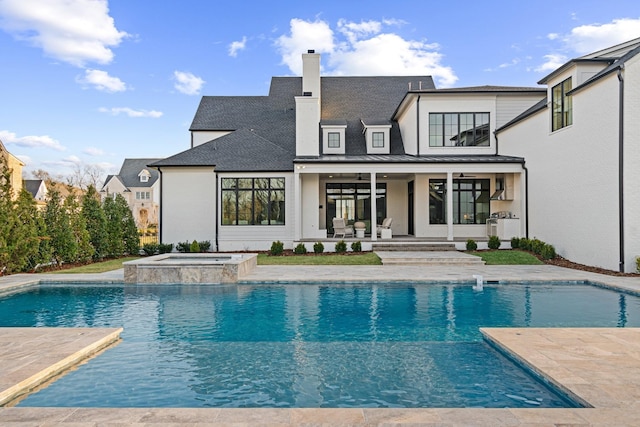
[157,167,163,244]
[416,95,421,156]
[617,67,625,272]
[214,171,219,252]
[523,162,529,238]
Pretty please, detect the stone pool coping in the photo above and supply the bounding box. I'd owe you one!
[1,264,640,425]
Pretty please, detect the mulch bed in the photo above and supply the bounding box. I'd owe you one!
[543,255,640,277]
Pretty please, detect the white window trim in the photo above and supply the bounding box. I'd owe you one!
[321,125,347,154]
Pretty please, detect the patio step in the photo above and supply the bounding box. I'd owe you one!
[374,251,485,266]
[371,243,457,252]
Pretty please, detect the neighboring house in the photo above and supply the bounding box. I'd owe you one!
[23,179,48,209]
[101,159,161,230]
[0,138,25,198]
[151,38,640,272]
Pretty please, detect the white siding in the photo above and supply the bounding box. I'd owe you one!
[495,95,545,128]
[397,100,418,155]
[160,167,217,246]
[624,55,640,271]
[191,131,232,147]
[500,74,622,271]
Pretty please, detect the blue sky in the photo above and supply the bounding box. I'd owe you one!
[1,0,640,181]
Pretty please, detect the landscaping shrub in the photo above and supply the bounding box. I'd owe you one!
[313,241,324,254]
[540,244,557,260]
[294,243,307,254]
[518,238,531,251]
[158,243,174,254]
[176,241,190,253]
[335,240,347,253]
[351,241,362,252]
[190,240,201,253]
[530,239,545,255]
[466,239,477,251]
[488,235,501,250]
[270,240,284,256]
[510,237,520,249]
[142,242,159,256]
[198,240,212,252]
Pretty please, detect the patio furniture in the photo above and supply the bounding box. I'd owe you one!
[354,221,366,238]
[332,218,354,238]
[376,217,393,238]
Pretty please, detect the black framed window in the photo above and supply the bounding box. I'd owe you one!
[429,113,490,147]
[221,178,285,225]
[326,182,386,233]
[552,77,572,131]
[429,179,490,224]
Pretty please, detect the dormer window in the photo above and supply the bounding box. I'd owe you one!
[321,120,347,154]
[139,169,151,183]
[361,119,391,154]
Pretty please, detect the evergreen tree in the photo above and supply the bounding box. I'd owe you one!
[82,185,108,260]
[64,190,94,263]
[103,195,124,257]
[6,189,41,273]
[44,186,77,266]
[115,194,139,255]
[0,156,14,273]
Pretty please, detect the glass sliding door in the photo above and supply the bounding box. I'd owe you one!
[326,183,386,234]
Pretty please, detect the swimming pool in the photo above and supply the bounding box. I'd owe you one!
[1,282,638,408]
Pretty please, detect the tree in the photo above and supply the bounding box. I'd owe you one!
[44,185,77,266]
[115,193,140,255]
[82,185,108,260]
[5,189,42,273]
[0,156,14,272]
[64,189,94,263]
[67,163,106,190]
[103,195,124,257]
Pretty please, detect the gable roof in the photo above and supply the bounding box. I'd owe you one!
[160,75,435,170]
[23,179,44,197]
[102,158,162,190]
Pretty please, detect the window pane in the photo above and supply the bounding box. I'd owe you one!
[222,178,237,189]
[328,132,340,148]
[271,178,285,189]
[429,114,443,146]
[270,190,285,224]
[221,191,237,225]
[238,178,253,189]
[372,132,384,147]
[444,114,458,147]
[254,190,269,224]
[237,190,252,224]
[429,180,446,224]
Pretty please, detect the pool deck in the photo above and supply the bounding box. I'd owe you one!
[1,263,640,425]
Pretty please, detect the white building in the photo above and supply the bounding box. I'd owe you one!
[152,38,640,273]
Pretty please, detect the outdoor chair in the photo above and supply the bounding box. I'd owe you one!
[332,217,354,238]
[376,217,393,236]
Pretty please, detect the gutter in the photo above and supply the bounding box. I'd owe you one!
[523,162,529,238]
[157,167,163,244]
[617,67,625,272]
[416,95,421,156]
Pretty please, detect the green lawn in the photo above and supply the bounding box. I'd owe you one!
[46,257,141,274]
[258,252,382,265]
[470,250,544,265]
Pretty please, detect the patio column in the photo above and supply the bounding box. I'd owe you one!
[370,172,377,241]
[446,171,454,241]
[294,168,302,241]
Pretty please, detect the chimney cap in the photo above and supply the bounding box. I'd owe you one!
[307,49,315,54]
[303,91,312,96]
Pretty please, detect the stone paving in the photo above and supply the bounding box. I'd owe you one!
[0,263,640,425]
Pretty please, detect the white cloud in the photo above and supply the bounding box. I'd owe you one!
[77,69,127,92]
[83,147,105,156]
[0,130,66,151]
[98,107,163,118]
[0,0,128,67]
[275,18,457,87]
[229,36,247,57]
[173,71,205,95]
[535,54,568,73]
[562,18,640,54]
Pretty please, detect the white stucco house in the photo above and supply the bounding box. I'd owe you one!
[151,37,640,273]
[101,158,161,230]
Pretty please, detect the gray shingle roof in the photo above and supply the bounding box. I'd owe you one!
[108,158,162,188]
[162,75,435,170]
[23,179,43,197]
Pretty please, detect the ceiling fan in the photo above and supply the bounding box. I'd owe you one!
[456,173,476,178]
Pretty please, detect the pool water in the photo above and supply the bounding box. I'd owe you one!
[1,283,638,408]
